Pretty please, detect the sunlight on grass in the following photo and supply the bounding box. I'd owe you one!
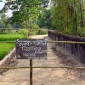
[0,33,24,60]
[0,43,15,60]
[0,33,24,41]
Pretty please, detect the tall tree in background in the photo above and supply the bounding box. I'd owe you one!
[42,0,49,8]
[0,13,7,28]
[37,9,52,28]
[0,13,12,29]
[2,0,49,28]
[51,0,85,36]
[1,0,85,36]
[1,0,44,28]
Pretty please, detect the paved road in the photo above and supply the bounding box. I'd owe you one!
[0,35,85,85]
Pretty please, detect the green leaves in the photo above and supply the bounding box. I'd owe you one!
[51,0,85,36]
[3,0,44,28]
[37,9,52,28]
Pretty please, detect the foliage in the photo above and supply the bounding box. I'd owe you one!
[6,24,12,29]
[38,29,48,35]
[34,28,48,35]
[18,29,29,38]
[5,27,12,33]
[37,9,52,29]
[34,29,40,35]
[0,0,50,33]
[3,0,43,28]
[42,0,49,8]
[0,13,12,30]
[0,13,7,28]
[31,24,39,29]
[51,0,85,36]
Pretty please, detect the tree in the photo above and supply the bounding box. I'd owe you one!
[51,0,85,36]
[2,0,49,29]
[42,0,49,8]
[0,13,7,28]
[37,9,52,29]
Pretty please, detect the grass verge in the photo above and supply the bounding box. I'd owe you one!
[0,33,24,60]
[0,43,15,60]
[0,33,24,41]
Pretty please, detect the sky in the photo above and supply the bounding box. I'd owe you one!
[0,0,12,17]
[47,0,53,10]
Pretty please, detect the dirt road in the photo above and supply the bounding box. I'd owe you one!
[0,35,85,85]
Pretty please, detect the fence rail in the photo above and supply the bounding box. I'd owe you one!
[0,40,85,44]
[0,39,85,70]
[48,40,85,44]
[0,66,85,69]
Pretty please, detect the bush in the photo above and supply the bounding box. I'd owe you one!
[18,29,29,38]
[30,24,40,35]
[31,24,39,29]
[38,29,48,35]
[5,28,13,33]
[34,29,39,35]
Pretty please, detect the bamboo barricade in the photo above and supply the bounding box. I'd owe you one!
[0,66,85,69]
[0,40,85,70]
[0,40,85,44]
[47,40,85,44]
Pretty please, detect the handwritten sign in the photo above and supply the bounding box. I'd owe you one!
[16,39,47,59]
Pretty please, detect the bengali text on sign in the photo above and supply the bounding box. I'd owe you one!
[16,39,47,59]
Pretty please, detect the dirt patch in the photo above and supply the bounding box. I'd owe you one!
[51,44,85,83]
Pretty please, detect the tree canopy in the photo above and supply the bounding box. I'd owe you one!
[1,0,49,28]
[51,0,85,36]
[1,0,85,36]
[37,9,52,28]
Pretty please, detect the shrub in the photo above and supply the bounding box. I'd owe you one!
[34,29,39,35]
[18,29,29,38]
[4,28,13,33]
[38,28,48,35]
[31,24,39,29]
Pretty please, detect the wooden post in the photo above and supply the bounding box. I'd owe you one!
[30,59,33,85]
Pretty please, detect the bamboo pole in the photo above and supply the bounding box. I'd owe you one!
[47,40,85,44]
[0,66,85,69]
[0,40,85,44]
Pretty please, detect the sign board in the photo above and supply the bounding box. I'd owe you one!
[16,39,47,59]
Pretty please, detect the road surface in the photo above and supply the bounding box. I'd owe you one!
[0,35,85,85]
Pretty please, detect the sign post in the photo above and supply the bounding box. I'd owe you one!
[30,59,33,85]
[16,39,47,85]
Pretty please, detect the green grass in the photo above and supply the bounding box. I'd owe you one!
[0,33,24,41]
[0,33,24,60]
[0,43,15,60]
